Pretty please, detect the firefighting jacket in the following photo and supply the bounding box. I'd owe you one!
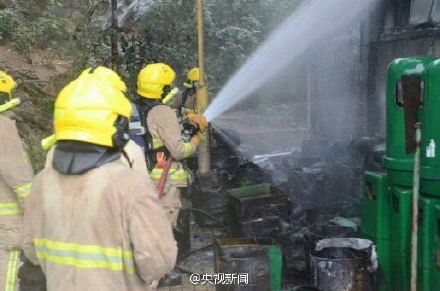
[146,105,197,187]
[0,114,34,250]
[23,157,177,291]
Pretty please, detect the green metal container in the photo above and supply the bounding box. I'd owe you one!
[390,252,410,291]
[417,196,440,290]
[268,245,283,291]
[390,187,412,254]
[421,59,440,197]
[384,56,435,187]
[226,183,289,237]
[360,172,391,240]
[417,269,440,291]
[389,186,412,291]
[359,172,393,286]
[418,196,440,270]
[375,238,392,288]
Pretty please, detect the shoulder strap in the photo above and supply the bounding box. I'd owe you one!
[135,98,163,168]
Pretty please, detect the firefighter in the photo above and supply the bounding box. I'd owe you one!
[22,76,177,290]
[79,66,151,175]
[174,67,199,116]
[43,66,150,176]
[0,71,34,291]
[134,63,207,226]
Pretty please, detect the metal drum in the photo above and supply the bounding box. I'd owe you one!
[215,245,270,291]
[310,238,373,291]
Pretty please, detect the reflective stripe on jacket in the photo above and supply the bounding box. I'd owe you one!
[23,157,177,291]
[3,250,20,291]
[0,203,21,216]
[33,239,135,273]
[150,167,190,183]
[0,114,34,250]
[147,105,196,188]
[14,183,32,199]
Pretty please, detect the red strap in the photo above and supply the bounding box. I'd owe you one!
[156,152,166,168]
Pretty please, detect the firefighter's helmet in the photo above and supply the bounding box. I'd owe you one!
[54,77,132,149]
[137,63,176,99]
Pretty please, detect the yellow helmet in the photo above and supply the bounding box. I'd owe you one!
[78,66,127,93]
[137,63,176,99]
[0,71,17,101]
[187,67,200,83]
[54,77,132,148]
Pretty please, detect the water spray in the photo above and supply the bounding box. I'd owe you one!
[204,0,377,122]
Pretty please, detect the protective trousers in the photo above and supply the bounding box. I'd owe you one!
[160,186,181,227]
[0,248,20,291]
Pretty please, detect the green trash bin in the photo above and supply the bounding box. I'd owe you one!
[417,195,440,291]
[360,171,392,286]
[389,186,412,291]
[390,187,412,255]
[384,56,435,188]
[360,172,391,240]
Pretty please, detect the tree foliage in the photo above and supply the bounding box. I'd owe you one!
[0,8,18,40]
[1,0,302,92]
[120,0,302,94]
[0,1,70,63]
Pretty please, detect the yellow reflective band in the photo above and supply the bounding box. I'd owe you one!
[5,250,20,291]
[14,182,32,199]
[182,108,196,115]
[150,168,189,182]
[0,203,21,216]
[0,98,20,113]
[152,137,165,149]
[183,142,193,159]
[33,239,135,273]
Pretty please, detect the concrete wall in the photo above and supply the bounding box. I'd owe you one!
[368,0,440,137]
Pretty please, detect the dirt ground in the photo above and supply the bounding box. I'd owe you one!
[0,45,71,82]
[0,44,72,170]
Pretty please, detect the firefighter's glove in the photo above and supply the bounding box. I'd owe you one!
[186,113,208,132]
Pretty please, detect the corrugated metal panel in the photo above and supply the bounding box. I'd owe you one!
[410,0,434,26]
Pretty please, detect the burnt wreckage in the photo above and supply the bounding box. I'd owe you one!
[178,0,440,289]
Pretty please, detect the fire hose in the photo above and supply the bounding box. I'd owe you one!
[157,156,173,199]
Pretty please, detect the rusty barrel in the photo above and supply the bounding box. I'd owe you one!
[310,239,373,291]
